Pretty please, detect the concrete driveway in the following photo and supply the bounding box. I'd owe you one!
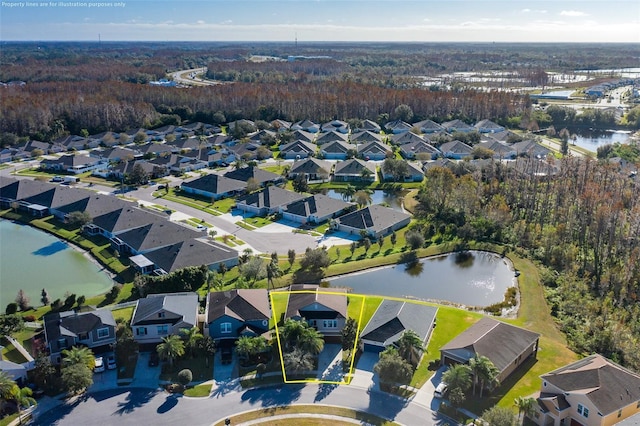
[133,352,162,389]
[316,344,344,382]
[350,351,380,391]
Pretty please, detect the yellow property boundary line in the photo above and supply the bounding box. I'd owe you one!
[270,290,366,385]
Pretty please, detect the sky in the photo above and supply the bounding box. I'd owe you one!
[1,0,639,43]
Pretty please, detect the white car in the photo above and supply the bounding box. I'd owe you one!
[434,382,448,398]
[94,356,105,373]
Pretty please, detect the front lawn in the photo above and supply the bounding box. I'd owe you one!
[160,355,213,383]
[183,383,211,397]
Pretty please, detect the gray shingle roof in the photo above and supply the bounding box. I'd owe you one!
[116,221,201,253]
[182,173,247,195]
[333,159,377,176]
[236,186,306,210]
[141,238,238,273]
[440,317,539,374]
[206,289,270,324]
[541,354,640,416]
[279,140,317,156]
[132,293,199,327]
[290,158,332,175]
[285,284,347,320]
[281,193,353,219]
[44,309,115,342]
[336,204,410,234]
[361,300,438,347]
[224,167,282,186]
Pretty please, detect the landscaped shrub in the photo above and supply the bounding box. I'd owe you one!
[177,369,192,386]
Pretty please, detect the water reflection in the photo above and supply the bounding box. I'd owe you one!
[329,251,515,306]
[32,241,68,256]
[453,251,474,268]
[323,189,408,211]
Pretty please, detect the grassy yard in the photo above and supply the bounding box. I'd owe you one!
[347,295,383,331]
[160,355,213,383]
[183,383,211,397]
[212,405,399,426]
[112,307,134,323]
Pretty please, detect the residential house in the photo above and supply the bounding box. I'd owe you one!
[87,205,165,239]
[111,220,201,256]
[271,119,292,132]
[334,204,411,238]
[384,120,412,134]
[439,140,473,159]
[320,140,357,160]
[130,238,239,275]
[205,289,271,343]
[90,146,143,162]
[360,299,438,365]
[227,119,256,134]
[235,186,306,216]
[358,140,392,161]
[440,316,540,384]
[442,119,475,133]
[350,130,384,145]
[474,119,505,133]
[0,356,28,386]
[485,129,520,143]
[333,159,377,182]
[400,140,441,160]
[137,142,175,157]
[316,130,349,146]
[477,140,517,159]
[355,119,381,133]
[414,119,445,134]
[165,136,207,152]
[512,140,553,159]
[247,129,277,145]
[289,158,332,181]
[291,119,320,133]
[288,129,315,143]
[181,173,247,200]
[382,161,424,182]
[40,154,105,174]
[281,193,354,225]
[279,140,317,159]
[44,309,116,364]
[283,284,348,338]
[531,354,640,426]
[224,166,283,187]
[130,293,199,349]
[391,131,427,146]
[321,120,349,134]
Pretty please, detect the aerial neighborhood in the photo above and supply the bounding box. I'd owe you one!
[1,38,640,426]
[0,107,640,426]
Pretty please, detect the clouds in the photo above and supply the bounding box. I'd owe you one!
[560,10,588,17]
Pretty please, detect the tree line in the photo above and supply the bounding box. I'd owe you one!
[414,157,640,371]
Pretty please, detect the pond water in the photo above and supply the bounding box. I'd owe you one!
[328,251,516,307]
[0,220,114,309]
[323,189,408,212]
[570,129,631,152]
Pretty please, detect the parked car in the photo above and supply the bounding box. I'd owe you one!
[94,356,105,373]
[106,354,117,370]
[434,381,448,398]
[221,346,233,365]
[148,352,159,367]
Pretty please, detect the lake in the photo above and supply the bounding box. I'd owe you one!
[570,129,631,152]
[0,220,114,309]
[328,251,516,307]
[323,189,408,212]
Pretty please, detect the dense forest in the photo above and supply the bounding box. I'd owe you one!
[415,158,640,371]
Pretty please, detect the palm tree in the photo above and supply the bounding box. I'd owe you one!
[11,385,36,425]
[396,330,424,366]
[297,327,325,356]
[341,184,356,201]
[279,319,324,355]
[514,396,536,424]
[180,326,203,358]
[353,189,373,208]
[283,348,314,375]
[157,335,185,368]
[474,356,500,398]
[442,363,472,395]
[0,371,15,399]
[235,336,257,362]
[61,346,95,371]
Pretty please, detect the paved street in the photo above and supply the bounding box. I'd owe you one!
[31,380,451,426]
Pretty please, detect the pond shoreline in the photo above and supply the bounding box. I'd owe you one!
[325,250,520,318]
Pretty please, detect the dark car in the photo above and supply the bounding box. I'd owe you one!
[220,346,232,365]
[148,352,159,367]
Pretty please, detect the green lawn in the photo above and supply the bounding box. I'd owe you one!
[160,355,213,383]
[112,307,134,323]
[347,295,382,331]
[183,383,211,397]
